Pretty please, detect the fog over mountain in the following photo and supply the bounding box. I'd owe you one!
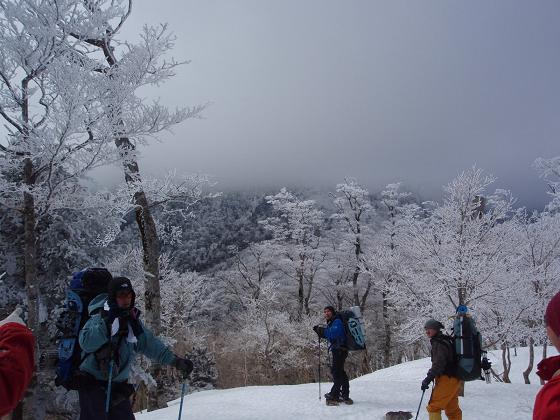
[94,0,560,209]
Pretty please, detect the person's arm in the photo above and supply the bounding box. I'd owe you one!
[0,323,35,417]
[427,340,448,378]
[135,321,175,365]
[79,314,109,353]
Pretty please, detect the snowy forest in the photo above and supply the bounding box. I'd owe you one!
[0,1,559,419]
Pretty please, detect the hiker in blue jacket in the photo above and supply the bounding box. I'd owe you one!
[78,276,193,420]
[313,306,352,404]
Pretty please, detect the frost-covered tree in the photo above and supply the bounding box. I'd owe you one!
[262,188,326,320]
[63,2,206,406]
[331,178,374,311]
[188,346,218,391]
[222,243,274,306]
[367,183,415,367]
[535,156,560,212]
[320,234,355,310]
[0,2,126,415]
[512,201,560,382]
[226,281,314,384]
[397,168,518,342]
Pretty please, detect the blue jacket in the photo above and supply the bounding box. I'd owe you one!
[78,294,175,383]
[324,317,346,350]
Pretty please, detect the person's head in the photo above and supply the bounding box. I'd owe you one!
[424,319,444,338]
[108,276,135,309]
[323,306,336,321]
[545,291,560,351]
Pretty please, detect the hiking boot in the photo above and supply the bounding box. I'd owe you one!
[324,392,342,402]
[342,397,353,405]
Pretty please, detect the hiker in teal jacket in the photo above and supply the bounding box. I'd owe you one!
[78,276,193,420]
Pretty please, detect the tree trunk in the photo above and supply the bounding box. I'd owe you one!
[541,338,548,385]
[382,291,391,368]
[115,136,164,410]
[336,289,344,311]
[361,348,372,375]
[522,337,534,384]
[458,284,466,307]
[501,344,511,383]
[297,270,304,321]
[21,159,45,419]
[352,234,361,307]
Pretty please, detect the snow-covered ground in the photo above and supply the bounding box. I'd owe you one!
[137,346,557,420]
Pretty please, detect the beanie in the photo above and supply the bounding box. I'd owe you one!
[107,276,136,306]
[424,319,444,331]
[545,291,560,337]
[324,306,336,315]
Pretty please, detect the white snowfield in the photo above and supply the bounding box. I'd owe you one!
[137,347,557,420]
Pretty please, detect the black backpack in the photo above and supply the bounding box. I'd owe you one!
[434,308,483,381]
[451,311,482,381]
[336,306,366,351]
[55,267,112,390]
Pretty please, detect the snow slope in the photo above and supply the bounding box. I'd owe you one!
[137,346,557,420]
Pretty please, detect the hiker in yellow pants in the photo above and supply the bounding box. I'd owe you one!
[421,319,463,420]
[427,375,462,420]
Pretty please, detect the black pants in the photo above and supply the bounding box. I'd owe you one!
[78,382,135,420]
[330,348,349,398]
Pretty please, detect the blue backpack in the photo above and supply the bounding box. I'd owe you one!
[337,306,366,351]
[55,268,112,390]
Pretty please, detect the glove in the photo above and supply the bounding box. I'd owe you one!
[107,302,127,324]
[117,308,132,335]
[0,307,26,327]
[106,304,131,336]
[313,325,325,337]
[421,376,432,390]
[173,356,194,377]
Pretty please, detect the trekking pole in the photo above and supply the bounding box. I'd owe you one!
[105,329,124,414]
[318,335,321,400]
[178,378,189,420]
[105,360,114,414]
[414,389,426,420]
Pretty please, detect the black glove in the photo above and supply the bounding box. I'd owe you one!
[173,356,194,377]
[107,302,130,323]
[421,376,432,390]
[116,308,132,335]
[313,325,325,337]
[106,304,132,336]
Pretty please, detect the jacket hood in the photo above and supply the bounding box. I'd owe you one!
[88,293,108,315]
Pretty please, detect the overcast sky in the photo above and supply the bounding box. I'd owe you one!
[106,0,560,208]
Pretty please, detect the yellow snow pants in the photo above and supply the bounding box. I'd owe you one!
[426,375,462,420]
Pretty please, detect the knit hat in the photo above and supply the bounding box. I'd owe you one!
[424,319,444,330]
[545,291,560,337]
[107,276,136,306]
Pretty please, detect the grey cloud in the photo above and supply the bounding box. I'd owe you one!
[105,0,560,209]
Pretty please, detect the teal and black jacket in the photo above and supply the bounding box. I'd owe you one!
[78,294,175,383]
